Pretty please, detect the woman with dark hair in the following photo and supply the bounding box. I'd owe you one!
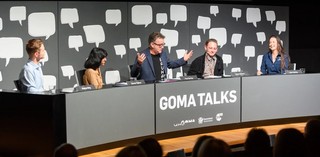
[83,47,108,89]
[258,35,290,75]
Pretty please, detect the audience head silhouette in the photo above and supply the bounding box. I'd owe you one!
[304,119,320,157]
[197,138,232,157]
[273,128,306,157]
[54,143,78,157]
[138,137,163,157]
[245,127,272,157]
[192,135,215,157]
[116,145,147,157]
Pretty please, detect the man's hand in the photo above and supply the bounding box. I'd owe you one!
[183,50,193,61]
[137,52,146,65]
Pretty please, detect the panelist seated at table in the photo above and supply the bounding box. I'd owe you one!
[130,32,193,83]
[83,47,108,89]
[187,38,224,79]
[257,35,290,75]
[19,39,47,93]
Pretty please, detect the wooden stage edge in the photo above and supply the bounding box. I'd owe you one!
[79,117,313,157]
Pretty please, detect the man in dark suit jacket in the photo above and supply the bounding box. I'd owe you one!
[131,32,193,83]
[187,38,224,78]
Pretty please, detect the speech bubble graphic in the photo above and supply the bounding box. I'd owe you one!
[246,8,261,27]
[156,13,167,25]
[231,67,241,72]
[0,18,2,31]
[192,35,201,46]
[0,37,23,67]
[114,44,126,59]
[256,32,266,45]
[60,8,79,28]
[40,50,48,65]
[197,16,211,34]
[276,21,286,35]
[210,6,219,16]
[0,71,2,82]
[68,35,83,52]
[10,6,26,26]
[257,55,263,70]
[105,9,121,26]
[61,65,75,80]
[244,46,255,61]
[170,5,187,27]
[209,27,227,48]
[265,10,276,25]
[160,28,178,54]
[167,68,173,79]
[28,12,56,40]
[231,33,242,47]
[232,8,241,21]
[42,75,56,91]
[83,25,105,47]
[129,38,141,52]
[176,49,186,59]
[131,5,152,27]
[222,54,232,67]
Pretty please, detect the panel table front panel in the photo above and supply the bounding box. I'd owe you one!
[155,78,241,134]
[242,74,320,122]
[65,84,155,149]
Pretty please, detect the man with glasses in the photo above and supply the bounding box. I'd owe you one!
[131,32,193,83]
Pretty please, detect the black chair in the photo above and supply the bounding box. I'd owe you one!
[167,149,186,157]
[75,69,86,86]
[182,64,191,76]
[13,79,22,91]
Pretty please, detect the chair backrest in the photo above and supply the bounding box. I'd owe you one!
[182,64,191,76]
[167,149,186,157]
[105,70,121,84]
[75,69,86,86]
[13,79,22,91]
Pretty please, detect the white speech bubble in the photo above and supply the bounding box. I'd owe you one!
[114,45,126,59]
[231,33,242,48]
[170,5,187,27]
[40,50,48,65]
[231,67,241,73]
[160,28,179,54]
[42,75,56,91]
[129,38,141,52]
[176,49,186,59]
[192,35,201,46]
[257,55,263,70]
[28,12,56,40]
[246,8,261,28]
[209,27,227,48]
[276,21,286,35]
[68,35,83,52]
[83,25,105,47]
[0,71,2,82]
[156,13,167,25]
[131,5,152,27]
[244,46,255,61]
[232,8,241,21]
[197,16,211,34]
[0,18,2,31]
[105,9,121,26]
[256,32,266,45]
[10,6,26,26]
[210,6,219,16]
[222,54,232,67]
[167,68,173,79]
[61,8,79,28]
[265,10,276,25]
[0,37,23,67]
[61,65,75,80]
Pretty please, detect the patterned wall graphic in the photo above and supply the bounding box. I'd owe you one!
[0,1,288,90]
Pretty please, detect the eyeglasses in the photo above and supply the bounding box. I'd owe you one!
[153,42,165,47]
